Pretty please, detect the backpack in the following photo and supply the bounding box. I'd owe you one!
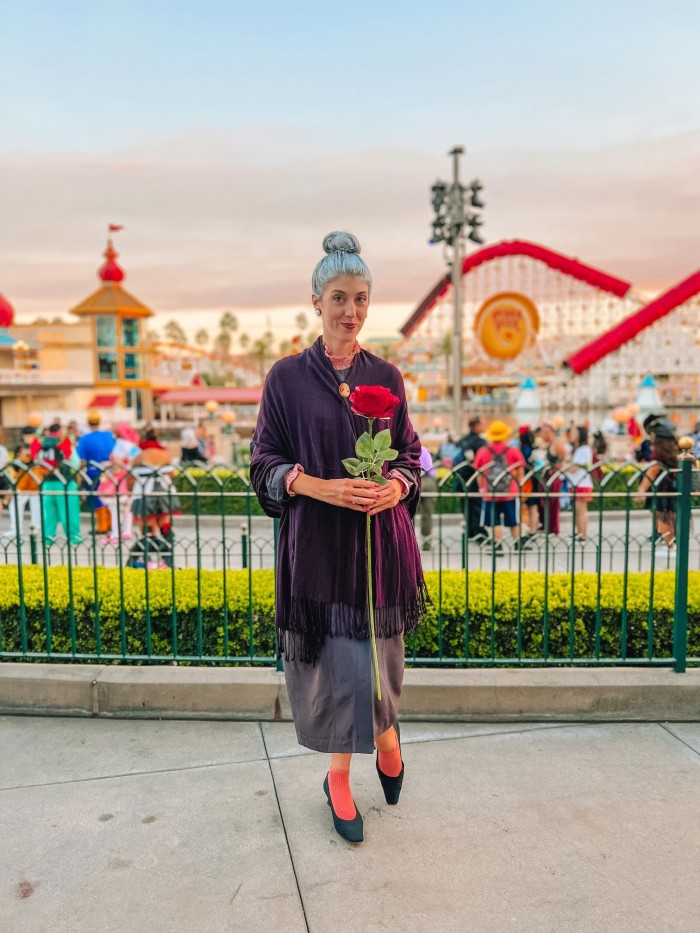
[40,435,73,480]
[485,447,513,495]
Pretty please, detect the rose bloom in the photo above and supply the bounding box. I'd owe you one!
[349,385,399,420]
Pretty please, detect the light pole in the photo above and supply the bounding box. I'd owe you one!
[429,146,485,435]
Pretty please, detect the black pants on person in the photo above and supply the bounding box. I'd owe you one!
[465,494,487,538]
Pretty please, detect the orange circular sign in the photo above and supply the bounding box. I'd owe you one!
[474,292,540,360]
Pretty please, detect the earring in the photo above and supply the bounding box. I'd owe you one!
[316,308,322,316]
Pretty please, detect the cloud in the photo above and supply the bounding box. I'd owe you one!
[1,128,699,338]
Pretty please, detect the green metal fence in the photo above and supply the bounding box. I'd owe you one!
[0,449,697,670]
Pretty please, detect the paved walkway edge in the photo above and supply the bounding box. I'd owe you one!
[1,663,699,721]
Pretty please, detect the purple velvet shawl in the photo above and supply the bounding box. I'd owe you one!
[250,336,428,663]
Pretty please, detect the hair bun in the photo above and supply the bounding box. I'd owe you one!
[322,231,361,255]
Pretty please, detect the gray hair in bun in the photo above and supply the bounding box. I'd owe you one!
[311,231,373,299]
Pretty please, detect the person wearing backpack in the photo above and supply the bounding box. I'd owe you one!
[30,421,83,546]
[473,421,526,555]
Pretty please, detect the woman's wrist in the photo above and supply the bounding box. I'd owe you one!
[288,471,323,500]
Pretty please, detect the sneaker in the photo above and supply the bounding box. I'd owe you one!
[513,537,533,551]
[489,541,504,557]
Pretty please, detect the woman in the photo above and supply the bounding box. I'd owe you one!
[518,426,539,543]
[130,431,180,547]
[591,430,607,483]
[536,423,567,536]
[634,427,678,556]
[98,423,141,543]
[180,428,207,464]
[139,426,164,451]
[250,232,427,844]
[565,426,593,542]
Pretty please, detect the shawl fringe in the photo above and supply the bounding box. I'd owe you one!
[278,580,430,664]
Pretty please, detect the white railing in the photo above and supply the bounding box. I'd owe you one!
[0,369,93,386]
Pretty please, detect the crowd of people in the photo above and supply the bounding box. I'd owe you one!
[417,413,698,557]
[0,414,214,558]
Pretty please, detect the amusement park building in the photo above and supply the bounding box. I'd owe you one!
[0,239,208,431]
[399,240,700,414]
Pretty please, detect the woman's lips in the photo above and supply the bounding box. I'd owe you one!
[341,323,357,329]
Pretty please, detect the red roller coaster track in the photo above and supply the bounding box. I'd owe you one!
[400,239,632,338]
[563,270,700,375]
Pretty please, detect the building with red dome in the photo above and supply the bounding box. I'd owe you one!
[68,238,155,420]
[0,235,194,430]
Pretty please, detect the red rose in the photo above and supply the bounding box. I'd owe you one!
[349,384,400,420]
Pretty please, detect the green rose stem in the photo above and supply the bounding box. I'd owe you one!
[364,417,382,701]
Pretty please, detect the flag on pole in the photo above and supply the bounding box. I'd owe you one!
[108,224,124,232]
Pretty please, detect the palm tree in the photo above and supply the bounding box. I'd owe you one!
[164,320,187,346]
[294,312,309,347]
[251,332,275,380]
[220,311,238,334]
[195,328,209,348]
[215,331,231,357]
[279,339,292,357]
[239,332,251,352]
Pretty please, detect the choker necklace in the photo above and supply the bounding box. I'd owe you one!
[323,339,361,370]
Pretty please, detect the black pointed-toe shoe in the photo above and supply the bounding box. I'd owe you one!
[376,721,405,805]
[323,774,364,843]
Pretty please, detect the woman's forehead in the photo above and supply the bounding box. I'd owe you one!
[327,275,370,295]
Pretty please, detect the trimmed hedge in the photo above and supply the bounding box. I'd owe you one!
[0,567,697,665]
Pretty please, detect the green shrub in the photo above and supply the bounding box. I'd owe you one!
[0,567,697,665]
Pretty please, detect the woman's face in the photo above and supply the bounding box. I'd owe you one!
[314,274,370,342]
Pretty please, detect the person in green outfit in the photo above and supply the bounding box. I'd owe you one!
[30,421,83,546]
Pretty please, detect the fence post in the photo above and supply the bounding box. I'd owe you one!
[672,437,694,673]
[241,522,248,570]
[273,518,283,672]
[29,524,38,565]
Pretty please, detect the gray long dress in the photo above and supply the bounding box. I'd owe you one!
[267,364,410,754]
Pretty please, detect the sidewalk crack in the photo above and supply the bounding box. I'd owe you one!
[259,722,310,933]
[0,754,268,792]
[657,722,700,760]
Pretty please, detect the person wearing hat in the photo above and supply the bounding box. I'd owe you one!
[473,421,526,555]
[77,410,116,534]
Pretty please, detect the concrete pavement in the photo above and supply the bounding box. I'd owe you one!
[2,715,699,932]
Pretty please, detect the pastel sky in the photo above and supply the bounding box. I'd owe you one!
[1,0,699,342]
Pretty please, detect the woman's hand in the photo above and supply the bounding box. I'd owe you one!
[318,478,383,512]
[368,478,403,515]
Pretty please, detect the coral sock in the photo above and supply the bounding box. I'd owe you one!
[328,769,356,820]
[378,728,403,778]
